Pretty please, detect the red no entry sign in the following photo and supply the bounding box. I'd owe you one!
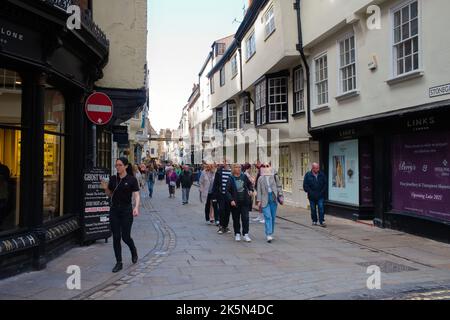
[85,92,113,125]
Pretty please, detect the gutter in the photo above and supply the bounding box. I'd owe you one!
[294,0,312,133]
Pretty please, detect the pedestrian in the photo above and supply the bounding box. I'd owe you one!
[178,165,194,205]
[226,164,254,242]
[257,163,283,243]
[146,164,156,198]
[303,162,327,227]
[133,164,144,190]
[101,157,140,273]
[212,160,232,234]
[252,162,265,224]
[175,165,182,189]
[166,167,177,198]
[199,164,219,225]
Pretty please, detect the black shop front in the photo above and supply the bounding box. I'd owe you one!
[0,0,109,278]
[312,102,450,243]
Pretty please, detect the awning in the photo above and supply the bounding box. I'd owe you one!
[94,86,147,125]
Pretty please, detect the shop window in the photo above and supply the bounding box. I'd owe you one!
[300,152,310,178]
[279,146,292,192]
[0,69,22,233]
[43,89,65,222]
[97,129,112,170]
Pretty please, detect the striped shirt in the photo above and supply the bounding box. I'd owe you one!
[220,169,232,194]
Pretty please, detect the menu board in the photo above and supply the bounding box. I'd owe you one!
[82,168,111,242]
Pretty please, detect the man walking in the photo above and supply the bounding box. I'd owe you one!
[212,160,232,234]
[179,165,194,205]
[226,164,254,242]
[303,163,327,227]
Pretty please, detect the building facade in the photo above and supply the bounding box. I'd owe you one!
[301,0,450,241]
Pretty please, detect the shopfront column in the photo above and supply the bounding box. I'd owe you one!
[21,72,46,270]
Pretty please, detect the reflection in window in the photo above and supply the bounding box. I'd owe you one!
[0,69,22,232]
[43,88,65,222]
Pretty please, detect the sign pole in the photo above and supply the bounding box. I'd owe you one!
[92,124,97,167]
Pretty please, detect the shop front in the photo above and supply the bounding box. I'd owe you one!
[313,104,450,242]
[0,0,109,278]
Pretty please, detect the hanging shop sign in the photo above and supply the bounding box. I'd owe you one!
[0,18,42,61]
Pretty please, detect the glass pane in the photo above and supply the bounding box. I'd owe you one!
[402,6,409,23]
[413,37,419,53]
[397,59,404,75]
[413,53,419,70]
[44,89,65,133]
[402,23,409,40]
[394,27,401,43]
[394,11,401,27]
[405,55,412,73]
[411,18,418,36]
[43,134,64,222]
[405,39,412,56]
[411,1,418,18]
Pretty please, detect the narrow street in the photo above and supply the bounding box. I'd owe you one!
[1,180,449,300]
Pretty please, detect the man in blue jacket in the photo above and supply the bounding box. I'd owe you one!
[303,163,327,227]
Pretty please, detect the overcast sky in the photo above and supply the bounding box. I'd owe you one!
[147,0,247,132]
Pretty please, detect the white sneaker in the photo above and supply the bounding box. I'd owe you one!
[243,234,252,242]
[266,235,273,243]
[252,217,260,221]
[235,234,241,242]
[259,219,265,224]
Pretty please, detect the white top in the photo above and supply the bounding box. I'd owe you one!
[265,176,272,193]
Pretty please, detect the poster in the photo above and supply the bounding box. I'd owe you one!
[82,168,112,242]
[329,140,359,205]
[360,140,374,206]
[391,131,450,222]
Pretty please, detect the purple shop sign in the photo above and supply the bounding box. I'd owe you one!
[391,131,450,222]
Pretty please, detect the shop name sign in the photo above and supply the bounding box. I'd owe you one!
[406,116,435,131]
[430,84,450,98]
[0,26,24,43]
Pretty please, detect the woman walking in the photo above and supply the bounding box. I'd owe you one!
[146,164,156,198]
[257,163,283,243]
[166,166,178,198]
[101,158,140,273]
[199,164,219,225]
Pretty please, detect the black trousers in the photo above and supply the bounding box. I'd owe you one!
[218,195,231,229]
[205,193,219,222]
[110,205,136,263]
[231,204,250,235]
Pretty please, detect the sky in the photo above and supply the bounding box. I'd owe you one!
[147,0,247,132]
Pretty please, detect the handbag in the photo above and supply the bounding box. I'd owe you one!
[277,193,284,205]
[169,180,176,187]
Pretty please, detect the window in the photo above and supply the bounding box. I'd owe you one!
[221,104,227,131]
[0,69,22,232]
[43,88,65,222]
[215,108,223,132]
[264,6,276,38]
[314,54,328,106]
[393,1,419,76]
[231,54,238,77]
[339,34,357,93]
[294,68,305,113]
[215,43,226,56]
[300,153,310,178]
[227,103,237,130]
[245,31,256,61]
[220,67,225,87]
[279,146,292,192]
[255,80,266,126]
[240,95,251,128]
[210,77,215,94]
[268,77,288,122]
[97,129,112,170]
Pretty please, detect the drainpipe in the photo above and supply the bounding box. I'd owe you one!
[294,0,311,133]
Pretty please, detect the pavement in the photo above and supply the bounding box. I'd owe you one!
[0,180,449,300]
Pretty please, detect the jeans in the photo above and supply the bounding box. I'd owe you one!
[231,204,250,235]
[147,180,154,198]
[182,187,191,203]
[218,195,231,229]
[309,198,325,224]
[262,193,278,236]
[205,193,219,222]
[110,205,136,263]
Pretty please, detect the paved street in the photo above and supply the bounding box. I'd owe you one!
[0,180,449,300]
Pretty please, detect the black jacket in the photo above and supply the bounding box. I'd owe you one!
[303,171,327,201]
[178,170,194,188]
[212,167,231,200]
[225,174,254,207]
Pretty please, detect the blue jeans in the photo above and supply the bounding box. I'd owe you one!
[182,187,191,203]
[309,198,325,224]
[262,193,278,236]
[147,180,154,198]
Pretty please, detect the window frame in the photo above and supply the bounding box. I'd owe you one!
[231,54,238,78]
[264,5,276,39]
[245,31,256,61]
[267,77,288,123]
[220,67,225,87]
[254,79,266,126]
[227,102,237,130]
[293,66,305,114]
[390,0,421,78]
[313,52,329,108]
[337,33,357,95]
